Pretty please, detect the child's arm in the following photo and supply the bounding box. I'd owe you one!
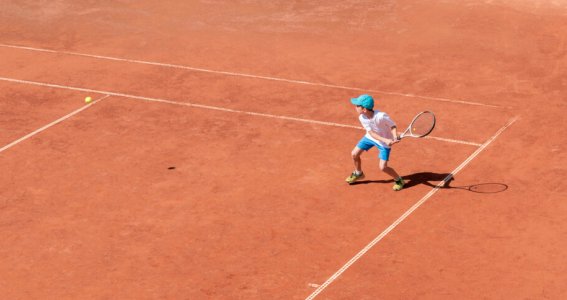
[391,126,399,141]
[368,127,398,146]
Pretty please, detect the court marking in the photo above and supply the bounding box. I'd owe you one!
[0,43,498,108]
[0,76,482,147]
[0,95,109,154]
[305,116,518,300]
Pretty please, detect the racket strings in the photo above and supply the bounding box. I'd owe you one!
[409,112,435,137]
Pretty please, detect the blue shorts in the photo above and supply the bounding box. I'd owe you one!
[356,136,391,161]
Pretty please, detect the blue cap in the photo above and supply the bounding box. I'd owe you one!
[350,94,374,110]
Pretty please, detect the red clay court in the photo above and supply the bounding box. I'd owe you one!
[1,1,566,299]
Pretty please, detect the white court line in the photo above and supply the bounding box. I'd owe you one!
[0,95,110,154]
[425,136,480,147]
[305,116,519,300]
[0,43,498,108]
[0,76,481,147]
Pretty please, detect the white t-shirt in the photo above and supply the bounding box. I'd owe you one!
[359,111,396,148]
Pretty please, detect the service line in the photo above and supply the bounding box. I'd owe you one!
[0,76,481,147]
[305,116,518,300]
[0,95,110,154]
[0,43,497,108]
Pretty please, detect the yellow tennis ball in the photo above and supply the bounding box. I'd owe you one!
[85,96,92,103]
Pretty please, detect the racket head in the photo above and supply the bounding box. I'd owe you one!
[467,183,508,193]
[408,111,436,138]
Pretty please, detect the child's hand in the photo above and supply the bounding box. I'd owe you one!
[386,138,398,146]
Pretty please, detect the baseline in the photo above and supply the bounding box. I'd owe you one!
[0,43,497,108]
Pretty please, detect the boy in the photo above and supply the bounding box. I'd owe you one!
[346,94,405,191]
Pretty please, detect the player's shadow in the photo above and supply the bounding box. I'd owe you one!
[404,172,453,189]
[352,171,450,188]
[352,172,508,193]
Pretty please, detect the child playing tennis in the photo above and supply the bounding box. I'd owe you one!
[346,94,405,191]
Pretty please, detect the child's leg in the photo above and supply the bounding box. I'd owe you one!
[379,159,405,191]
[379,159,401,180]
[346,146,366,184]
[351,146,364,173]
[377,146,405,190]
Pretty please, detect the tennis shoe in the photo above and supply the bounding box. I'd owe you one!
[346,172,365,184]
[393,178,405,191]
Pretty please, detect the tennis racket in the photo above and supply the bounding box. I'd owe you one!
[398,111,436,140]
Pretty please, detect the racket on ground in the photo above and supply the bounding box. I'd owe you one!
[398,111,436,140]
